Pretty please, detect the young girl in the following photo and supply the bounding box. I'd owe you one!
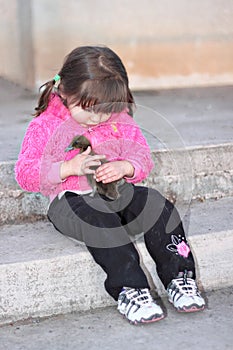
[15,45,205,325]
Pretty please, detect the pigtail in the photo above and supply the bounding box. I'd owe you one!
[34,77,58,117]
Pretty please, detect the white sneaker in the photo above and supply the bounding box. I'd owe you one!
[117,288,164,324]
[167,271,205,312]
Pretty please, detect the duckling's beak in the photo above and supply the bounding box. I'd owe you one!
[65,144,74,152]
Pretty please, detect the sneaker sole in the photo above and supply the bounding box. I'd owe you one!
[176,304,205,313]
[124,314,165,325]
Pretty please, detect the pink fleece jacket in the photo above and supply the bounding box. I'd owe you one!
[15,93,154,201]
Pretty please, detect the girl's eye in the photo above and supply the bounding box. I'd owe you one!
[85,107,93,113]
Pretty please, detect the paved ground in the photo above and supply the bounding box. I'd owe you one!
[1,287,232,350]
[0,78,232,161]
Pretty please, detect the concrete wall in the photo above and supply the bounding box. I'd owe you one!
[0,0,34,88]
[1,0,233,90]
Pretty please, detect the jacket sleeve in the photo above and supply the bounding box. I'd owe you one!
[117,122,154,183]
[15,118,63,194]
[93,118,154,184]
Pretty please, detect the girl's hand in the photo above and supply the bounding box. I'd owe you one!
[94,160,134,183]
[60,147,106,179]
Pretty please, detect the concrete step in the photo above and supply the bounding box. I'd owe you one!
[0,142,233,225]
[0,197,233,326]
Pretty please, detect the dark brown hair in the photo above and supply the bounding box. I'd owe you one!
[34,46,135,117]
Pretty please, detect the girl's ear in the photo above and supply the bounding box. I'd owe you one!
[59,93,67,101]
[58,84,67,100]
[57,89,68,107]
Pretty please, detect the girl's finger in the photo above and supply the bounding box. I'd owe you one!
[96,171,119,182]
[95,170,114,180]
[82,146,92,155]
[85,168,96,175]
[96,166,112,174]
[91,154,106,161]
[85,160,102,168]
[95,163,112,174]
[102,174,120,183]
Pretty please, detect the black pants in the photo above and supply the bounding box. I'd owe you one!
[48,183,195,300]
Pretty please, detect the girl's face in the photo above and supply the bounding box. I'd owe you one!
[68,103,111,127]
[58,88,111,128]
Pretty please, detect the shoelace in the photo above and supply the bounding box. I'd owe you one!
[174,276,198,296]
[123,288,154,305]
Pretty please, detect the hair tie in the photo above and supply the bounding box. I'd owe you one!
[53,74,61,83]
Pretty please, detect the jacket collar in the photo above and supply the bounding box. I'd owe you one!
[46,93,71,121]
